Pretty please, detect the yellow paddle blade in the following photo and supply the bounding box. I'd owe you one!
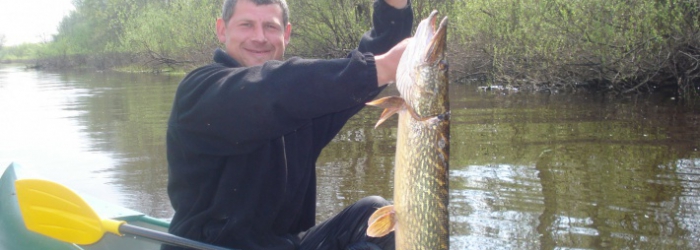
[366,205,396,237]
[15,179,124,245]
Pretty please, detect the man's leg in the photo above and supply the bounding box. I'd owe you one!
[298,196,394,250]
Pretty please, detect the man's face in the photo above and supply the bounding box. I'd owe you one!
[216,0,291,67]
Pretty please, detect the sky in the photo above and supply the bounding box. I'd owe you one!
[0,0,75,46]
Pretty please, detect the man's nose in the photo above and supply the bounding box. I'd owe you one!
[251,26,267,43]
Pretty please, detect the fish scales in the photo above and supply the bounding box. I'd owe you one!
[394,111,449,250]
[366,10,450,250]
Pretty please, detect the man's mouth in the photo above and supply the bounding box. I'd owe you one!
[246,48,270,55]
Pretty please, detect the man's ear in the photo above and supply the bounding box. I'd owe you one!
[284,23,292,46]
[216,18,227,43]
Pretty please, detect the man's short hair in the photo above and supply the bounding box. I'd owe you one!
[222,0,290,25]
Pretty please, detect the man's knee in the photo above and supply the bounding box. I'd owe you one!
[357,195,391,209]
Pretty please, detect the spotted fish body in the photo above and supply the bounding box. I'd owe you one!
[366,10,449,250]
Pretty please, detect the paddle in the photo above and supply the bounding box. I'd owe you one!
[14,179,233,250]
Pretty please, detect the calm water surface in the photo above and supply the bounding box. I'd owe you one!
[1,64,699,249]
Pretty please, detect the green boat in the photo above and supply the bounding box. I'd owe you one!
[0,162,170,250]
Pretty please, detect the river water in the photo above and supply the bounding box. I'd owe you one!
[1,63,699,249]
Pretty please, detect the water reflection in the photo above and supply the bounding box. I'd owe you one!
[0,65,177,216]
[1,64,699,249]
[445,90,698,249]
[0,66,121,203]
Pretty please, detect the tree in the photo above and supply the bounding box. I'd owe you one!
[0,34,6,50]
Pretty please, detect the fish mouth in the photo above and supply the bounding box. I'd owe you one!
[426,11,448,64]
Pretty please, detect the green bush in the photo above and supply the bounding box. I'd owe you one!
[120,0,220,68]
[3,0,699,97]
[449,0,699,95]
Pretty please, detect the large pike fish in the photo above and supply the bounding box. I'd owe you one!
[366,10,449,250]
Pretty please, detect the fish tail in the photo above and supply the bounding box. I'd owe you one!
[366,205,396,238]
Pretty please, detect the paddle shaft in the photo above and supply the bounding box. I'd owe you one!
[120,223,234,250]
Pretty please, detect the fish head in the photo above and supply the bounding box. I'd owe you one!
[396,10,449,119]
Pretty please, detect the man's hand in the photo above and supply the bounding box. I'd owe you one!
[384,0,408,9]
[375,38,411,86]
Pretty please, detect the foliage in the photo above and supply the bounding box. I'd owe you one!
[0,34,5,50]
[286,0,456,58]
[2,0,699,97]
[0,43,47,61]
[285,0,373,58]
[120,0,220,67]
[450,0,700,96]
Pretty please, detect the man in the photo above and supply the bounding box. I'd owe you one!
[165,0,413,249]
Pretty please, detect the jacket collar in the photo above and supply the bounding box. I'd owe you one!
[213,48,242,68]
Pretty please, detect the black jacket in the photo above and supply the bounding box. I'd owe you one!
[165,1,412,249]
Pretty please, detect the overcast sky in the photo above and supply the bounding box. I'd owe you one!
[0,0,75,46]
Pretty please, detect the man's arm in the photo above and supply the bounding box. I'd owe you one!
[375,38,410,86]
[170,54,381,155]
[308,1,413,148]
[356,0,413,86]
[357,0,413,55]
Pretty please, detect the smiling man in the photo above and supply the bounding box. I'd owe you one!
[215,0,291,66]
[164,0,413,249]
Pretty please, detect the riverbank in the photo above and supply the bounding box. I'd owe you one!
[11,50,697,101]
[1,53,192,75]
[2,0,698,99]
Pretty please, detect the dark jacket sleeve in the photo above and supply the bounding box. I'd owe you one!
[311,0,414,147]
[169,51,380,156]
[358,0,414,55]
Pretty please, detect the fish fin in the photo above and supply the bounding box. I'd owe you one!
[366,205,396,238]
[366,96,405,128]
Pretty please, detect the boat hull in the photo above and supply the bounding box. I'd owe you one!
[0,162,171,250]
